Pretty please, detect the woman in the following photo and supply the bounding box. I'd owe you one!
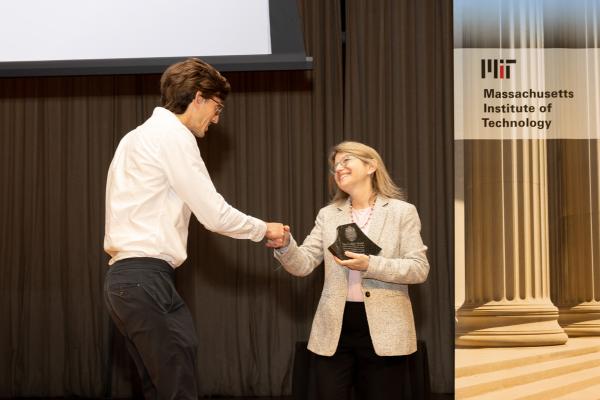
[273,141,429,400]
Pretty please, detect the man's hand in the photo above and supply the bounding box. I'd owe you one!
[333,251,370,271]
[265,223,290,248]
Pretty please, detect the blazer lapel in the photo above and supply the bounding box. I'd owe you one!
[333,197,353,228]
[367,195,389,249]
[330,198,353,279]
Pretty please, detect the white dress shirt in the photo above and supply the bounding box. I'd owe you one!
[104,107,267,268]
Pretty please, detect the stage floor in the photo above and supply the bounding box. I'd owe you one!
[14,395,453,399]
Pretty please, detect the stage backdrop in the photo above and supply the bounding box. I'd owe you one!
[455,0,600,358]
[0,0,453,396]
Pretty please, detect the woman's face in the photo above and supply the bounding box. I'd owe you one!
[332,152,373,193]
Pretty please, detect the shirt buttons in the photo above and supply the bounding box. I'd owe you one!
[365,291,371,297]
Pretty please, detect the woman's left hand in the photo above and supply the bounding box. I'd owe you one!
[333,251,370,271]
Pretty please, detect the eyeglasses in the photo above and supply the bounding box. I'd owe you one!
[206,98,224,115]
[329,156,357,174]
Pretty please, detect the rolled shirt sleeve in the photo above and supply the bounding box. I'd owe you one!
[158,125,267,242]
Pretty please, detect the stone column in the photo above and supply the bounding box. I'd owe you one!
[456,140,568,347]
[549,140,600,336]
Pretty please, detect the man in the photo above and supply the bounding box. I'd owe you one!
[103,58,286,399]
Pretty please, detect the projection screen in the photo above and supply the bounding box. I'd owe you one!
[0,0,311,76]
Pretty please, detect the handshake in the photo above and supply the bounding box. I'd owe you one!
[264,222,291,249]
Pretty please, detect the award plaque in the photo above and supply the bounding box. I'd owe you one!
[327,222,382,260]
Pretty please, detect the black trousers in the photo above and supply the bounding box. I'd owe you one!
[312,302,409,400]
[104,257,199,400]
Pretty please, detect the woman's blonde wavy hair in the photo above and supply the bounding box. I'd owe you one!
[328,141,405,204]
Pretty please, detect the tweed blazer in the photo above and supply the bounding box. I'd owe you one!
[275,195,429,356]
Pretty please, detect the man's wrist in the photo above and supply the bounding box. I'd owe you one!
[251,219,268,242]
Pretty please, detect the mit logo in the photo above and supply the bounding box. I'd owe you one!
[481,59,517,79]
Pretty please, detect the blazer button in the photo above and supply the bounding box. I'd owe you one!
[365,291,371,297]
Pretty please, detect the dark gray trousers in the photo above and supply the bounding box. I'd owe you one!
[104,257,199,400]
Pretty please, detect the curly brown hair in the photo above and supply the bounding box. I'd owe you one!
[160,58,231,114]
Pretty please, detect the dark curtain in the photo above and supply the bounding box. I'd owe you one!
[0,0,452,397]
[344,0,454,393]
[0,76,159,396]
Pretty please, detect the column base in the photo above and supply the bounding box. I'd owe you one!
[456,302,568,347]
[559,303,600,336]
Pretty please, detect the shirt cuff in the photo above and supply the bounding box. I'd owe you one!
[249,217,268,242]
[274,244,290,255]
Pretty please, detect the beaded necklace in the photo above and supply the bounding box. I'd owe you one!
[350,198,375,229]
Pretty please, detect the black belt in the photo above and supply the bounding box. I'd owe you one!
[110,257,174,276]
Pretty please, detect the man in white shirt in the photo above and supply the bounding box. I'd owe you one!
[103,58,286,399]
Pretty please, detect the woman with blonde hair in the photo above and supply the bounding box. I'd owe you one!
[273,141,429,400]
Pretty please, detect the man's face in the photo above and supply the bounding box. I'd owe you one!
[189,93,224,138]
